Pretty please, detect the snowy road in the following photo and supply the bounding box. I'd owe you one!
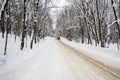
[0,39,120,80]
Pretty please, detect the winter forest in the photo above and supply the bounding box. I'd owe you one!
[56,0,120,48]
[0,0,120,54]
[0,0,120,80]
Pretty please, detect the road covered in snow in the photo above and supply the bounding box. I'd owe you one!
[0,38,120,80]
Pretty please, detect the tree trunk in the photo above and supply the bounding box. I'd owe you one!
[111,0,120,38]
[1,11,5,38]
[4,1,10,55]
[4,20,9,55]
[21,0,27,50]
[90,9,99,45]
[95,0,103,47]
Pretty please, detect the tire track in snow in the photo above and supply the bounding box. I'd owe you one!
[56,40,120,80]
[0,38,120,80]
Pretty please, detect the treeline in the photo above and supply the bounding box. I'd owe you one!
[56,0,120,49]
[0,0,53,55]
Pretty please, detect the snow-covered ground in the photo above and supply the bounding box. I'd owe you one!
[61,38,120,75]
[0,34,51,75]
[0,36,120,80]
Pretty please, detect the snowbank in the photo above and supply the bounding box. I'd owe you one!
[61,38,120,75]
[0,34,51,75]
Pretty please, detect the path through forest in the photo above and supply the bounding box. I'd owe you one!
[0,39,120,80]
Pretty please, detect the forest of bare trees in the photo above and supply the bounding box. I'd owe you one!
[56,0,120,49]
[0,0,53,55]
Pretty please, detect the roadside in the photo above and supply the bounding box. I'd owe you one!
[59,38,120,77]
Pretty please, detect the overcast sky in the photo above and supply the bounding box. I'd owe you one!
[50,0,68,29]
[58,0,67,7]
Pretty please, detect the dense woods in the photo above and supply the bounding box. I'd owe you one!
[0,0,53,55]
[56,0,120,49]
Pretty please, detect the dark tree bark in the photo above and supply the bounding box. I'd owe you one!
[0,0,9,38]
[4,17,9,55]
[30,0,39,49]
[1,11,5,38]
[90,8,99,46]
[95,0,104,47]
[111,0,120,38]
[4,1,10,55]
[21,0,27,50]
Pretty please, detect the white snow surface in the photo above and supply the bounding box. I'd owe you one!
[61,38,120,71]
[0,36,120,80]
[0,34,51,76]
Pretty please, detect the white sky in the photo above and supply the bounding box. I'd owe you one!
[52,0,67,8]
[58,0,67,7]
[51,0,68,29]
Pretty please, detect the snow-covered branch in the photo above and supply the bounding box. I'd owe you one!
[0,0,8,20]
[107,19,120,28]
[66,26,80,30]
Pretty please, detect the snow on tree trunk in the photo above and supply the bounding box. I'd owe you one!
[0,0,8,38]
[21,0,27,50]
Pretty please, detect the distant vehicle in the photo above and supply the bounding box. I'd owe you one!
[57,37,60,40]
